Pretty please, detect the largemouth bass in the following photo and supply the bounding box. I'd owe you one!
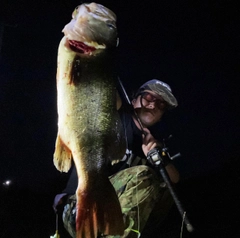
[53,3,125,237]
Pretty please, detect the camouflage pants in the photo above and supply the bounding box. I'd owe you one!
[63,165,173,238]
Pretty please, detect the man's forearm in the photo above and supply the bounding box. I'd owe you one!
[165,163,180,183]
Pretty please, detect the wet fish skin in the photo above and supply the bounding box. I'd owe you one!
[53,3,125,238]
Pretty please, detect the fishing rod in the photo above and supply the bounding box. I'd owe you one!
[117,78,147,136]
[147,146,194,233]
[117,78,194,233]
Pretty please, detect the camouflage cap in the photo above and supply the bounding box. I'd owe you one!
[137,79,178,109]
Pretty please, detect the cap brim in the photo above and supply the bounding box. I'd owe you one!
[147,84,178,108]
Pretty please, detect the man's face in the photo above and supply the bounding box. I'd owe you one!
[132,90,167,127]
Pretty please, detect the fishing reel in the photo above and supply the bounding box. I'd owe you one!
[147,135,181,167]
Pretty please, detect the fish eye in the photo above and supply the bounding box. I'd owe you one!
[106,22,116,29]
[72,5,80,18]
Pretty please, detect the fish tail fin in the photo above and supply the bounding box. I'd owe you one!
[76,177,124,238]
[53,134,72,172]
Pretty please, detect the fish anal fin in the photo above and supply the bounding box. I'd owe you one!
[53,134,72,172]
[76,177,124,238]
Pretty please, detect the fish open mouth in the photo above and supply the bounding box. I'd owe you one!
[68,40,96,54]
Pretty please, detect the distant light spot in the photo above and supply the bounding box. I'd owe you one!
[3,180,12,187]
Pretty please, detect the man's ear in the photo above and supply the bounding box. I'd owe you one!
[131,99,136,105]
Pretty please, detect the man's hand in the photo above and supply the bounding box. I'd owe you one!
[142,128,180,183]
[142,128,162,156]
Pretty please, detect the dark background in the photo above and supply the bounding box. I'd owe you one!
[0,0,239,237]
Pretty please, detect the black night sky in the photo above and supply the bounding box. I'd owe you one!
[0,0,240,237]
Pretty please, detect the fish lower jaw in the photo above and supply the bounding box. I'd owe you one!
[84,41,106,49]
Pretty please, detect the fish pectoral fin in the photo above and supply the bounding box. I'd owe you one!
[75,177,124,237]
[53,134,72,172]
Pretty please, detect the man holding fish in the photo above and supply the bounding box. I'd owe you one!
[53,2,179,238]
